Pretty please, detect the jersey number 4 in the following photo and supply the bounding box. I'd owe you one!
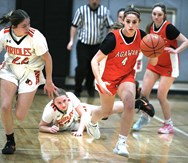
[122,57,128,65]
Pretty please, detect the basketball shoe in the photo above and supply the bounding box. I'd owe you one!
[158,123,174,134]
[2,141,16,154]
[135,97,155,117]
[113,141,129,157]
[2,133,16,154]
[86,117,100,139]
[132,114,151,131]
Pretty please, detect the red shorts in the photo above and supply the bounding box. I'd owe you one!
[96,70,135,95]
[147,63,179,77]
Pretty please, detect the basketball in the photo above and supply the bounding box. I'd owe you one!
[140,34,165,58]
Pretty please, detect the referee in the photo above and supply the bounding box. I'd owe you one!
[67,0,114,97]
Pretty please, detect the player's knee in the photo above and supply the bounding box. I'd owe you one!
[157,91,166,102]
[1,105,12,112]
[16,112,26,121]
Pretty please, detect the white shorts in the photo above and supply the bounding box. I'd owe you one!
[0,64,45,93]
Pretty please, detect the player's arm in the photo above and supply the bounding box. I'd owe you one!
[41,52,57,98]
[91,50,113,95]
[39,120,59,134]
[165,33,188,54]
[72,104,90,136]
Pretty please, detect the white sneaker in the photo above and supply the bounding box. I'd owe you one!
[132,114,150,131]
[113,141,129,157]
[86,117,100,139]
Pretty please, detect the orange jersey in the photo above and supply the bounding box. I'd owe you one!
[148,21,179,77]
[102,29,141,82]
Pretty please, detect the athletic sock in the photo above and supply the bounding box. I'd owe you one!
[118,134,127,144]
[165,119,173,126]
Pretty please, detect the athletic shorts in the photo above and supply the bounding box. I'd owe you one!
[147,64,179,78]
[95,70,135,95]
[0,64,45,93]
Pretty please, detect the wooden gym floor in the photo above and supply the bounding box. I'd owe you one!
[0,89,188,163]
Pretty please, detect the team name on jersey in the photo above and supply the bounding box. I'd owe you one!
[57,109,74,127]
[6,45,32,56]
[115,50,139,57]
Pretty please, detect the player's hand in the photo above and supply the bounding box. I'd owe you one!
[148,57,158,66]
[164,47,177,54]
[71,131,83,137]
[98,81,113,96]
[44,82,58,98]
[49,125,59,133]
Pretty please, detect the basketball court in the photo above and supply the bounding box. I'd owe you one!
[0,87,188,162]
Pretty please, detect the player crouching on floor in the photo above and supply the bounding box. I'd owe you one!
[39,88,155,136]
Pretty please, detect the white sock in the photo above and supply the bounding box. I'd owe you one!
[165,119,173,126]
[142,113,149,118]
[118,134,127,144]
[90,121,97,126]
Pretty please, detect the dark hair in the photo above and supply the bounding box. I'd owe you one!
[111,22,124,30]
[112,5,140,30]
[54,88,67,99]
[146,2,167,33]
[0,9,29,26]
[117,8,125,16]
[152,2,167,15]
[124,5,140,20]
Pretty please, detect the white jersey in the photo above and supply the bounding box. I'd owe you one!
[0,26,47,70]
[0,27,48,93]
[42,92,81,131]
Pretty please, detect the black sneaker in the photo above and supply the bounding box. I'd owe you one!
[135,97,155,117]
[2,141,16,154]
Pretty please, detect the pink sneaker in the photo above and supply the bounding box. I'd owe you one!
[158,123,174,134]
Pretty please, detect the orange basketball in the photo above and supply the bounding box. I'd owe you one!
[140,34,165,58]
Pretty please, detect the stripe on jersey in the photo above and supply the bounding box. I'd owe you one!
[4,27,10,34]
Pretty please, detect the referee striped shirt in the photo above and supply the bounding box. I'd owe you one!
[72,4,114,45]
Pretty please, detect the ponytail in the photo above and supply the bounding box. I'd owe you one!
[0,9,29,27]
[0,11,13,25]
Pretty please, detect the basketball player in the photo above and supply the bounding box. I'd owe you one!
[112,7,143,99]
[0,9,57,154]
[39,89,153,136]
[86,5,157,157]
[133,2,188,133]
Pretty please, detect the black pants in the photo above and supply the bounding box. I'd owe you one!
[75,41,100,94]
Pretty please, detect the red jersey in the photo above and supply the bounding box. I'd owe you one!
[148,21,179,77]
[101,29,141,82]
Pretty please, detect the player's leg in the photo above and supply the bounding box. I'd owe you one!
[1,79,17,154]
[15,90,37,121]
[157,76,175,134]
[133,69,159,131]
[113,82,135,157]
[86,93,115,139]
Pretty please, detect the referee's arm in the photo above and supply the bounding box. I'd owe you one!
[67,25,77,51]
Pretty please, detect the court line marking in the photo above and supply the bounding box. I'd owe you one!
[131,153,188,158]
[154,116,188,137]
[1,147,188,159]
